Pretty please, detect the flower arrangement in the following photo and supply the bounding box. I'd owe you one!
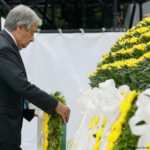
[69,79,137,150]
[106,90,137,150]
[88,17,150,149]
[43,92,66,150]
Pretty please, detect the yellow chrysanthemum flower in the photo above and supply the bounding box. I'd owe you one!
[89,116,96,129]
[43,112,51,150]
[142,32,150,38]
[144,17,150,24]
[89,116,100,129]
[143,52,150,59]
[95,116,100,126]
[43,140,49,150]
[106,90,138,149]
[105,142,114,150]
[133,44,145,51]
[102,53,110,61]
[129,37,138,44]
[119,40,126,46]
[92,141,100,150]
[146,144,150,150]
[135,27,149,34]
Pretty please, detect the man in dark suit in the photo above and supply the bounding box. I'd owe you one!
[0,4,70,150]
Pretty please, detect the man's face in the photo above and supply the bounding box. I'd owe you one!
[16,22,39,50]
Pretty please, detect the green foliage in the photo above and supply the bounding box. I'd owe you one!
[90,58,150,91]
[48,92,66,150]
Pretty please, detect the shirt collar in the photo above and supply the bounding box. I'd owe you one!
[4,28,17,46]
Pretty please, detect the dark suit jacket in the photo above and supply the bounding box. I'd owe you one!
[0,30,58,146]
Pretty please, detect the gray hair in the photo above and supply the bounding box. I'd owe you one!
[4,4,42,31]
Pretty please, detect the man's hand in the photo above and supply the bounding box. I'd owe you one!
[55,101,70,124]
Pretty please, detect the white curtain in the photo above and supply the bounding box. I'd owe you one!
[21,32,124,150]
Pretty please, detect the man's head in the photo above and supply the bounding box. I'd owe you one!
[4,4,42,50]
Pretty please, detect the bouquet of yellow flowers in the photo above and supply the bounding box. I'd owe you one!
[88,17,150,149]
[43,92,66,150]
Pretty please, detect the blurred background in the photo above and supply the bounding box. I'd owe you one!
[0,0,150,31]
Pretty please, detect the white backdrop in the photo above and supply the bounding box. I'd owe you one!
[20,32,123,150]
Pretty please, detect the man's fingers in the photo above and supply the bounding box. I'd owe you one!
[62,116,66,124]
[62,110,70,124]
[55,101,71,123]
[62,113,70,124]
[66,109,70,122]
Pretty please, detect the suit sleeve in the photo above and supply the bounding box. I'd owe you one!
[0,47,58,115]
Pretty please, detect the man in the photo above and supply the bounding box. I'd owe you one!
[0,4,70,150]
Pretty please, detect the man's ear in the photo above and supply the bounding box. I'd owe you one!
[16,24,23,33]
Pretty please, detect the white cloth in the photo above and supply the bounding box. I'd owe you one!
[69,79,130,150]
[129,89,150,150]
